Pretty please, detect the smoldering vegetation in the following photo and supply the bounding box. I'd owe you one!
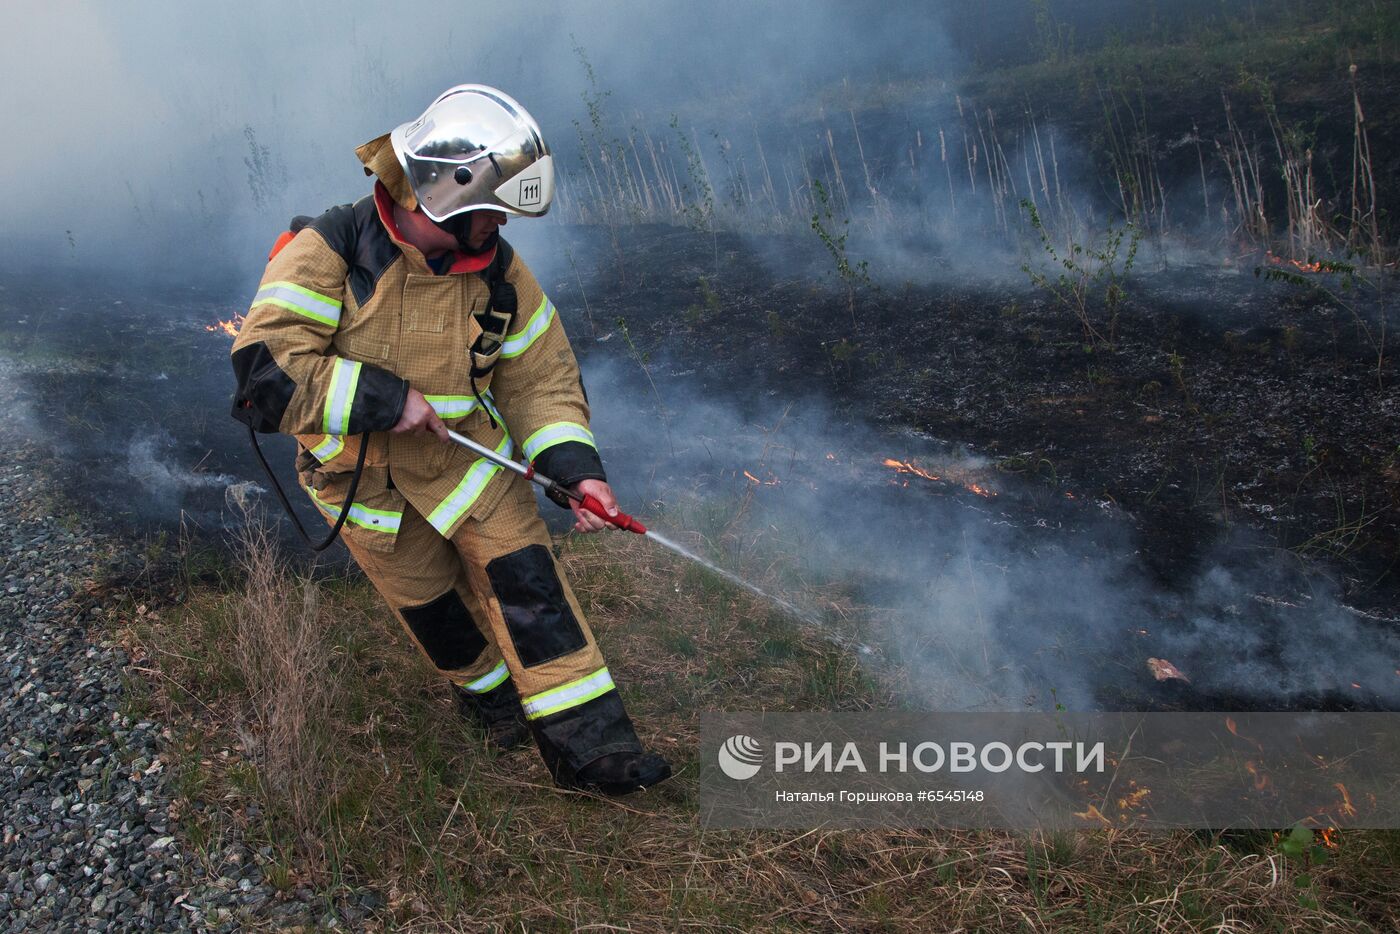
[580,353,1400,713]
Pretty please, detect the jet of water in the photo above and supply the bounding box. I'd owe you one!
[642,528,873,656]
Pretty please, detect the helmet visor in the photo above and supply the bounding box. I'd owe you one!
[393,86,553,220]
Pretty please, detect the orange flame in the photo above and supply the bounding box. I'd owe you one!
[1245,761,1272,792]
[1317,827,1339,850]
[882,458,997,497]
[1117,783,1151,811]
[1265,251,1325,274]
[204,313,245,338]
[1226,717,1265,754]
[1335,783,1356,819]
[742,469,780,487]
[883,458,940,482]
[1073,803,1113,827]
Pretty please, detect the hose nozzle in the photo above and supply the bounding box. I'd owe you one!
[575,491,647,535]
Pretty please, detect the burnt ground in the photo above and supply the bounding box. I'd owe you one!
[0,221,1397,712]
[558,224,1400,613]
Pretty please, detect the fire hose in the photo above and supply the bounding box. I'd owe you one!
[443,430,831,629]
[245,423,820,627]
[444,429,646,533]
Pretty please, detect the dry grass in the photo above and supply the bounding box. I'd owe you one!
[225,513,342,852]
[122,509,1400,931]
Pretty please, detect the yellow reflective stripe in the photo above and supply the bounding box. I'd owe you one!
[305,487,402,533]
[521,422,596,461]
[323,359,361,435]
[480,392,503,425]
[425,390,499,421]
[309,434,344,463]
[462,661,510,694]
[426,432,514,535]
[425,395,479,419]
[500,296,555,358]
[521,667,615,721]
[252,281,341,327]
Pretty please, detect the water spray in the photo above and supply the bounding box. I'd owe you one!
[445,429,827,630]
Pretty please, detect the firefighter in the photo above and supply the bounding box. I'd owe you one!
[229,85,671,795]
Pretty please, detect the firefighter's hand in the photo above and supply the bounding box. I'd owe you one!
[570,479,618,533]
[392,388,449,441]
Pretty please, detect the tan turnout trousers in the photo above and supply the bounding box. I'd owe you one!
[320,468,616,716]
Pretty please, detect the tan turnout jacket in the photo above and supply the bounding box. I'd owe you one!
[230,183,604,553]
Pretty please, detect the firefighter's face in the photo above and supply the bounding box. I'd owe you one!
[434,209,508,253]
[466,210,508,249]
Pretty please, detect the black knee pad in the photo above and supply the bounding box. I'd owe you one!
[399,590,488,671]
[486,544,587,667]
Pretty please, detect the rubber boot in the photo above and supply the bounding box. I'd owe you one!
[567,750,673,796]
[453,681,529,750]
[527,691,672,795]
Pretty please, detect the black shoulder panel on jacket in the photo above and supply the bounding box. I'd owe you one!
[230,341,296,433]
[348,197,400,307]
[307,197,400,308]
[306,202,357,258]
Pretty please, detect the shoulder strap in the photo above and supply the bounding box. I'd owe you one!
[487,237,515,289]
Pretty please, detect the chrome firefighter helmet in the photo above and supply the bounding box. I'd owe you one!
[390,84,554,221]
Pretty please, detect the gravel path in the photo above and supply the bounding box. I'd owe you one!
[0,358,373,930]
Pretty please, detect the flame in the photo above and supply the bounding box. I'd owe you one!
[883,458,940,482]
[742,469,780,487]
[1265,251,1325,274]
[1117,783,1151,811]
[1334,783,1356,818]
[882,458,997,497]
[1245,761,1272,791]
[1073,803,1112,827]
[1317,827,1339,850]
[204,313,245,338]
[1226,717,1265,754]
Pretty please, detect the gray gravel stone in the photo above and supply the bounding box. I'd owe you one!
[0,356,386,932]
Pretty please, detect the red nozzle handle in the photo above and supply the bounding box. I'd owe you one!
[578,492,647,534]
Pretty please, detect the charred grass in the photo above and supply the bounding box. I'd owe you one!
[118,506,1400,931]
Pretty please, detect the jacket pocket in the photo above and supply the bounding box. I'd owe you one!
[295,432,390,473]
[334,334,391,363]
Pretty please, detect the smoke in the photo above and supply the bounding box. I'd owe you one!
[583,353,1400,712]
[0,0,963,286]
[127,432,247,513]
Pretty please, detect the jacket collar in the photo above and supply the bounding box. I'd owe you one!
[372,181,496,275]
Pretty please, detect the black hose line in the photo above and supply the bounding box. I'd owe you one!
[242,424,369,552]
